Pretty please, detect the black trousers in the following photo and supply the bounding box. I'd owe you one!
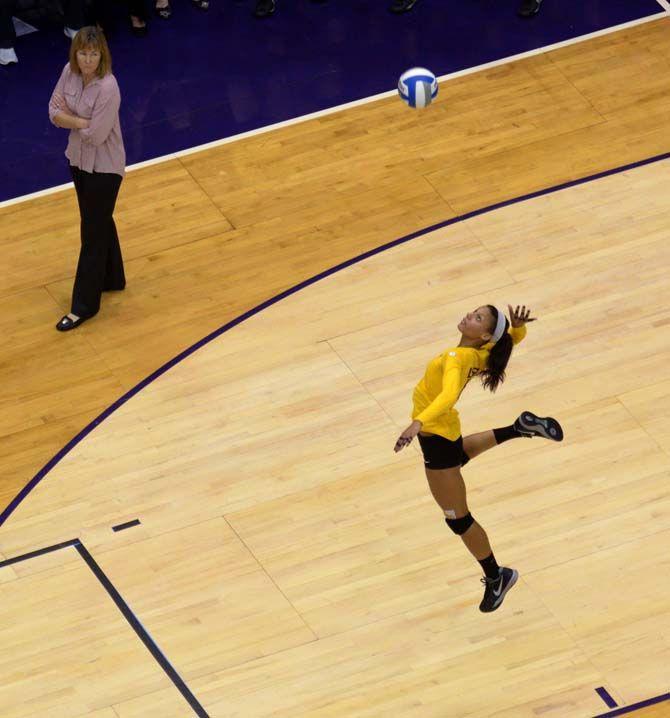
[69,165,125,318]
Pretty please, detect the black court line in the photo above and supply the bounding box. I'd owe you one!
[593,692,670,717]
[75,542,209,717]
[0,539,209,717]
[1,539,665,718]
[596,687,618,709]
[0,538,80,568]
[112,518,141,532]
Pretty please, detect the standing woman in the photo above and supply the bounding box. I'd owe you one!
[394,304,563,613]
[48,27,126,331]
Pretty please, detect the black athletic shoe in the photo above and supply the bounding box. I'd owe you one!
[254,0,275,17]
[514,411,564,441]
[390,0,418,13]
[518,0,542,17]
[479,567,518,613]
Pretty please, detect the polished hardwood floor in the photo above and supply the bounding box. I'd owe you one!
[1,17,670,718]
[3,19,670,513]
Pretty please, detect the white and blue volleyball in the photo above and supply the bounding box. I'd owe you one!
[398,67,438,109]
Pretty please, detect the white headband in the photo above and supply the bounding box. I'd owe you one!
[491,306,508,343]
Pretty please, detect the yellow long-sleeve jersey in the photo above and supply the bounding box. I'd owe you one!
[411,325,527,440]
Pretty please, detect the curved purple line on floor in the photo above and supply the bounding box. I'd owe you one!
[2,148,670,528]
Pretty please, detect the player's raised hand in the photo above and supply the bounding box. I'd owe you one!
[508,304,537,328]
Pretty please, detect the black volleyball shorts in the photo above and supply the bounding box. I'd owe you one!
[417,433,470,470]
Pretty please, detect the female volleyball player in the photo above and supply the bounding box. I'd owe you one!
[394,304,563,613]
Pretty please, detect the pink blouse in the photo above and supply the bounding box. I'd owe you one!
[48,63,126,177]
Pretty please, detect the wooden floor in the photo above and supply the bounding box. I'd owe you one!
[2,17,670,718]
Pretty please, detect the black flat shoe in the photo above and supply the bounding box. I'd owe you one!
[518,0,542,17]
[56,314,88,332]
[254,0,275,17]
[390,0,418,13]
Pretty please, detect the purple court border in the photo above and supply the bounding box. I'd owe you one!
[2,147,670,531]
[593,692,670,717]
[2,151,670,714]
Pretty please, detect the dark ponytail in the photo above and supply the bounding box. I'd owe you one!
[480,305,514,393]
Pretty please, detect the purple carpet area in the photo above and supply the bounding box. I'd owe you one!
[0,0,664,201]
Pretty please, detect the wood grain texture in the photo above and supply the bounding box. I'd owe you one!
[3,20,669,514]
[2,150,670,715]
[2,19,670,718]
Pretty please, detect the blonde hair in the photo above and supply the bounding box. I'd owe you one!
[69,26,112,78]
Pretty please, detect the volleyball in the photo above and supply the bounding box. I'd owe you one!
[398,67,438,108]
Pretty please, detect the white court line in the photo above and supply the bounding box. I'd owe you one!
[1,9,668,210]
